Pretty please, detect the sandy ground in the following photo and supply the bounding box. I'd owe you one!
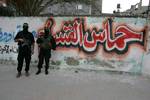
[0,64,150,100]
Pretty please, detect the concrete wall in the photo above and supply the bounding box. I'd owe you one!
[0,17,149,75]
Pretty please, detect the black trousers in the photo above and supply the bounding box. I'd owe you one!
[37,48,51,71]
[17,46,31,73]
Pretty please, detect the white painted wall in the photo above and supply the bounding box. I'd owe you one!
[0,17,149,75]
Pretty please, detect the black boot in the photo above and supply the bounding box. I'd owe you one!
[36,69,41,75]
[45,69,49,75]
[16,72,22,78]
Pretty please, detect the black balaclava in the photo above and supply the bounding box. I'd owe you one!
[23,23,28,32]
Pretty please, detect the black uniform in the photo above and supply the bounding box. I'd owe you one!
[36,27,56,75]
[14,30,35,73]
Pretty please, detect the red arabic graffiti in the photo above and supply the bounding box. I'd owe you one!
[39,18,147,54]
